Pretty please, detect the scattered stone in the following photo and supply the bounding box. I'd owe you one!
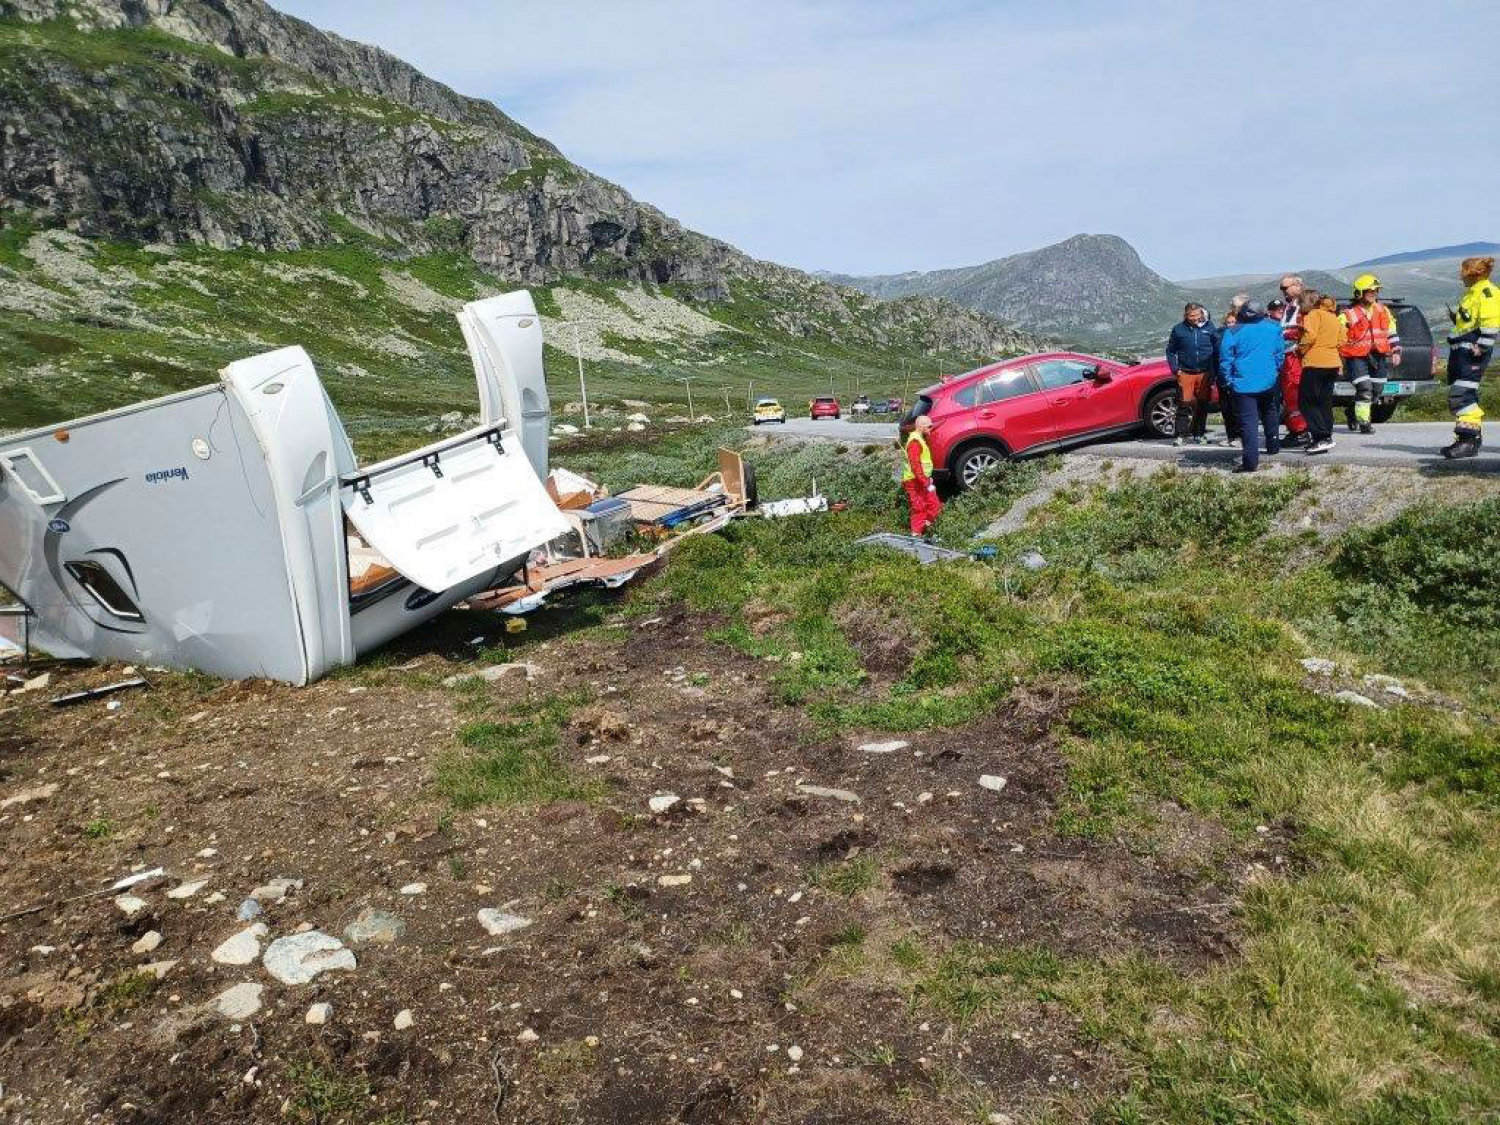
[517,1027,540,1043]
[1334,690,1382,710]
[249,877,302,905]
[988,1114,1016,1125]
[1019,549,1047,571]
[343,907,406,946]
[795,784,860,804]
[197,847,218,858]
[399,882,427,896]
[236,898,263,922]
[978,775,1008,793]
[305,1002,332,1025]
[139,959,178,980]
[626,412,651,423]
[393,1009,415,1030]
[213,982,263,1020]
[1300,657,1338,676]
[477,909,533,937]
[441,662,541,687]
[1363,674,1410,698]
[166,879,208,900]
[114,894,148,916]
[262,931,356,985]
[585,754,612,765]
[18,672,51,693]
[30,945,56,956]
[0,782,59,809]
[211,924,267,966]
[858,740,908,755]
[204,891,227,905]
[787,1045,804,1062]
[131,930,163,954]
[657,874,693,887]
[648,793,681,814]
[627,422,646,432]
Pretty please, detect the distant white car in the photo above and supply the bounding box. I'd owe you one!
[852,395,871,414]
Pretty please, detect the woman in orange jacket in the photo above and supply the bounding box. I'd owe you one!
[1296,291,1347,453]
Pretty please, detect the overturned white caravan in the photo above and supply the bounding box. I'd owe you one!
[0,292,568,684]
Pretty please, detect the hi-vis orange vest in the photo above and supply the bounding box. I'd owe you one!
[1339,302,1397,358]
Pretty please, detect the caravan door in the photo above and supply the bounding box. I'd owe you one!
[457,291,551,481]
[341,427,568,595]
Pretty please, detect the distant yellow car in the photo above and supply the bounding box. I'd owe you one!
[753,397,786,425]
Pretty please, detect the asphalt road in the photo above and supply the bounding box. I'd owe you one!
[761,416,1500,471]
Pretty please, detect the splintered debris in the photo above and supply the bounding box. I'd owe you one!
[49,677,149,708]
[796,783,861,804]
[211,923,267,966]
[262,932,356,985]
[214,982,264,1020]
[979,775,1008,793]
[478,910,533,937]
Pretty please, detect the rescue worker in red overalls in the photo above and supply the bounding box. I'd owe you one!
[1339,274,1402,434]
[1273,275,1311,448]
[901,415,943,536]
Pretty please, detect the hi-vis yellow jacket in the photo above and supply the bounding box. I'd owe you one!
[1451,278,1500,352]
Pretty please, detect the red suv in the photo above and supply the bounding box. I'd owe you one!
[910,351,1176,489]
[809,395,842,420]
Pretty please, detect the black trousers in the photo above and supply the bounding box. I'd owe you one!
[1448,339,1494,433]
[1235,389,1280,470]
[1218,379,1240,440]
[1301,366,1338,443]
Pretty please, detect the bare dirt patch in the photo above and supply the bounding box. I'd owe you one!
[0,607,1261,1123]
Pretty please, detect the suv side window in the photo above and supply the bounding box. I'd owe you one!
[1034,360,1096,389]
[978,367,1037,404]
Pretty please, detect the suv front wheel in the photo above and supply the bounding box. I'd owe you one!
[1143,386,1178,439]
[952,442,1007,490]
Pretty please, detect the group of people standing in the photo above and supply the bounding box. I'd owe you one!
[1165,256,1499,470]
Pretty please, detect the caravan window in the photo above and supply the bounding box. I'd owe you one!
[65,561,144,622]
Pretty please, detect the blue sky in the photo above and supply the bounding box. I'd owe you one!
[277,0,1488,280]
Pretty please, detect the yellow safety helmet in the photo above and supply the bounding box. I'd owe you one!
[1352,272,1381,295]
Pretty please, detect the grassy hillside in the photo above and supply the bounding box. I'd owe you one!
[0,213,1000,441]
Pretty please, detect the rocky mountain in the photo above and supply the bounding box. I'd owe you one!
[836,233,1480,355]
[825,234,1191,349]
[1350,243,1500,268]
[0,0,1040,432]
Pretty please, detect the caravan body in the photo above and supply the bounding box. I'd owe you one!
[0,291,566,684]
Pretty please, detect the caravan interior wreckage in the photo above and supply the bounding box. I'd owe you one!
[0,292,569,685]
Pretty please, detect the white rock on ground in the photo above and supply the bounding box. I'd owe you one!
[441,662,540,687]
[658,874,693,887]
[399,882,427,895]
[262,932,356,985]
[979,775,1008,792]
[1334,690,1382,709]
[0,782,59,809]
[114,895,148,916]
[858,740,908,754]
[477,909,533,937]
[213,982,264,1020]
[648,793,681,814]
[249,877,302,905]
[795,784,860,803]
[305,1002,332,1025]
[211,923,268,966]
[1363,674,1410,698]
[787,1045,804,1062]
[517,1027,540,1042]
[343,907,406,945]
[393,1009,414,1030]
[166,878,209,900]
[1300,657,1338,676]
[131,930,163,954]
[139,960,177,980]
[627,422,646,432]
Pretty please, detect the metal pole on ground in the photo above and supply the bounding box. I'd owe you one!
[677,376,696,421]
[570,323,590,429]
[721,387,731,416]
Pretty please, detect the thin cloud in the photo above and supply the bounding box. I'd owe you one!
[278,0,1486,278]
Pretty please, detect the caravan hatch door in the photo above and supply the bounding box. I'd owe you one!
[341,427,569,595]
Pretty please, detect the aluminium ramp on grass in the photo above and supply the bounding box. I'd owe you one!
[853,533,967,565]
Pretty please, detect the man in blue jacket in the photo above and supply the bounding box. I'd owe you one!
[1164,303,1217,444]
[1218,300,1286,473]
